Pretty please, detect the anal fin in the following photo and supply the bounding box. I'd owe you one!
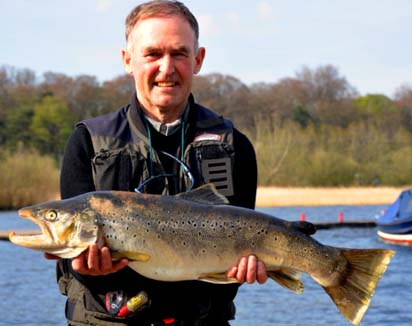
[268,268,304,293]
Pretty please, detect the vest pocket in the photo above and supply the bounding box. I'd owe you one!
[65,277,141,326]
[92,148,142,191]
[186,142,235,196]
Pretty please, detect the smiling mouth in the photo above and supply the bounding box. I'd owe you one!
[154,81,178,87]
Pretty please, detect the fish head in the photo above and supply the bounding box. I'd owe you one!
[9,196,99,258]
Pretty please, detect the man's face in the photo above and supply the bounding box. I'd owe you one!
[122,16,205,121]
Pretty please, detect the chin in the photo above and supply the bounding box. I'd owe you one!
[154,97,185,108]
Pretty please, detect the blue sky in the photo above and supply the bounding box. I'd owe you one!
[1,0,411,97]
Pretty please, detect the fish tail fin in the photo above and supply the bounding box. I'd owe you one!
[323,249,395,325]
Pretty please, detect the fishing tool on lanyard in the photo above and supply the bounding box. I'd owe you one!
[105,290,149,317]
[135,118,194,193]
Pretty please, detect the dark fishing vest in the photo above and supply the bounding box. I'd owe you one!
[80,101,235,197]
[59,99,239,326]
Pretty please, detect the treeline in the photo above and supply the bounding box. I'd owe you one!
[1,64,412,193]
[191,67,412,186]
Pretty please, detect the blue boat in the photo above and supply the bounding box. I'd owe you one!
[376,189,412,245]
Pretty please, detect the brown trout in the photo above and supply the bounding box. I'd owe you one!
[9,184,394,325]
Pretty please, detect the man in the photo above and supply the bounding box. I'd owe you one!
[53,1,267,325]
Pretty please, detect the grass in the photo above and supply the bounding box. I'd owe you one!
[0,149,59,209]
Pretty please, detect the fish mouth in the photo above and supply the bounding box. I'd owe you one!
[9,208,55,249]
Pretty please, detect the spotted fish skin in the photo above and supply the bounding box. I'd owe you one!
[87,190,277,281]
[9,184,395,326]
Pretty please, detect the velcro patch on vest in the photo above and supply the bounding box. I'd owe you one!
[194,133,222,142]
[201,158,234,196]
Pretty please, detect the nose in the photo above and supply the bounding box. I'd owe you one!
[158,55,175,74]
[18,207,33,218]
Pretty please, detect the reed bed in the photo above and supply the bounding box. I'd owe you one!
[0,150,59,209]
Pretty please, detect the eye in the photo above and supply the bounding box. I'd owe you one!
[45,210,58,222]
[144,52,161,59]
[172,51,188,58]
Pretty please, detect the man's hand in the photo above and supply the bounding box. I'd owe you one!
[227,255,268,284]
[72,244,129,276]
[45,244,129,276]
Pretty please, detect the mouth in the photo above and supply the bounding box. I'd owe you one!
[9,208,54,249]
[153,81,178,87]
[8,230,49,248]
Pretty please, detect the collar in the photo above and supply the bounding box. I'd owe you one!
[144,104,190,136]
[129,93,196,139]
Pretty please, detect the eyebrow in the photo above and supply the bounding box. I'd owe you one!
[142,45,191,54]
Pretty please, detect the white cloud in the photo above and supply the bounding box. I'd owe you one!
[96,0,112,12]
[257,1,274,21]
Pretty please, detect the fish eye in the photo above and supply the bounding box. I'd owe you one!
[45,210,58,221]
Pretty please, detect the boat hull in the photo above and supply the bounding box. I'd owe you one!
[376,220,412,235]
[377,230,412,246]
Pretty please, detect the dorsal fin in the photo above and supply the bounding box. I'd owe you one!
[176,183,229,205]
[291,221,317,235]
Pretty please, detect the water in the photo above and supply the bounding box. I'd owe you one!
[0,211,66,326]
[1,205,410,326]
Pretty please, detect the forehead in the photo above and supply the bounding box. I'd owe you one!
[129,16,196,50]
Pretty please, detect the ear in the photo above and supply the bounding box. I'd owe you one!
[121,48,133,75]
[194,47,206,75]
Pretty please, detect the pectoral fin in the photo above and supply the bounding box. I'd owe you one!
[199,272,240,284]
[112,251,151,262]
[268,268,304,293]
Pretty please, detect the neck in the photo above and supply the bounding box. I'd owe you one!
[140,104,187,124]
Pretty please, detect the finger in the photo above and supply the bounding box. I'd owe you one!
[86,244,100,273]
[112,259,129,273]
[227,266,238,278]
[236,257,248,283]
[99,247,113,273]
[71,251,87,273]
[256,260,268,284]
[246,255,257,284]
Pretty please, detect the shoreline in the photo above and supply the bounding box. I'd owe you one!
[0,187,406,211]
[255,186,406,207]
